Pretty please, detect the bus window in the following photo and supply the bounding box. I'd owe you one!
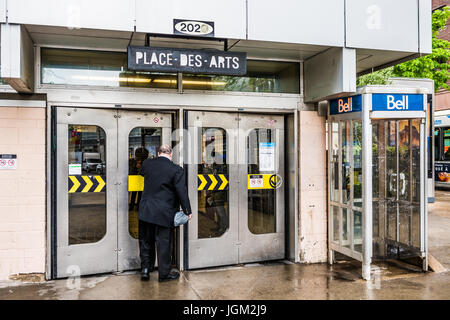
[434,128,441,161]
[444,128,450,161]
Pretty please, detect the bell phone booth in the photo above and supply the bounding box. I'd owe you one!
[327,86,429,280]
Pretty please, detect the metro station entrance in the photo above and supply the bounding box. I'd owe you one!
[54,107,172,278]
[186,111,285,269]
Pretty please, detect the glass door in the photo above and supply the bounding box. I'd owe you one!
[329,119,364,261]
[56,108,173,277]
[372,119,422,258]
[117,111,172,271]
[56,107,118,278]
[187,111,239,269]
[238,114,285,263]
[187,111,285,269]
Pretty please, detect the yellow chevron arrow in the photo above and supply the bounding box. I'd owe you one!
[208,174,218,190]
[69,176,81,193]
[81,175,93,192]
[218,174,228,190]
[198,175,207,190]
[94,175,106,192]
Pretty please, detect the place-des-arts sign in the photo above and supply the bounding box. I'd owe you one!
[128,46,247,76]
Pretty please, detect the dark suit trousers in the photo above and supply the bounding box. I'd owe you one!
[138,220,173,277]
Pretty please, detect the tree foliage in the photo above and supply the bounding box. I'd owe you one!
[357,6,450,92]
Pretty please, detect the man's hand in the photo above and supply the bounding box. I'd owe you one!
[188,214,192,220]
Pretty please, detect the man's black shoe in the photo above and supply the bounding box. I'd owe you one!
[141,268,150,281]
[158,272,180,282]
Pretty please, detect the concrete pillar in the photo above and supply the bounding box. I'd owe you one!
[298,110,327,263]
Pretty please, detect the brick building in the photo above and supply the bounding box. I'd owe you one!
[433,0,450,111]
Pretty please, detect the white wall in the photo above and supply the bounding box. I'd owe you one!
[4,0,430,53]
[305,47,356,102]
[248,0,344,47]
[135,0,246,39]
[346,0,422,53]
[1,24,35,92]
[7,0,135,31]
[0,0,6,23]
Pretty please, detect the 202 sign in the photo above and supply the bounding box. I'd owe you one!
[173,19,214,37]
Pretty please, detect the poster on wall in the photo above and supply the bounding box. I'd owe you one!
[259,142,275,172]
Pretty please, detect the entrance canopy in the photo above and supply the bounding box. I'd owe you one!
[327,86,429,280]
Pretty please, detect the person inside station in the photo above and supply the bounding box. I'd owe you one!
[129,146,149,211]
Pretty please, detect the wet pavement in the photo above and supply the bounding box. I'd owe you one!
[0,190,449,300]
[428,189,450,271]
[0,260,449,300]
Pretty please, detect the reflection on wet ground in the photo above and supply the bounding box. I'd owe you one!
[1,190,448,300]
[0,260,448,300]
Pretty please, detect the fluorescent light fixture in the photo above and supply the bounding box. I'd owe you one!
[71,75,226,86]
[72,75,151,83]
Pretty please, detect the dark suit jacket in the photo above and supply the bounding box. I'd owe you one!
[138,156,192,228]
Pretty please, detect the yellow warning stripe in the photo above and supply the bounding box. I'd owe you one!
[94,175,106,192]
[197,175,208,190]
[197,174,228,191]
[218,174,227,190]
[81,175,93,192]
[69,175,81,193]
[128,175,144,192]
[68,175,106,193]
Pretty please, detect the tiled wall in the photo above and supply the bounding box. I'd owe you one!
[0,107,46,281]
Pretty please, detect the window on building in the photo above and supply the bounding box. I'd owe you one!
[182,60,300,94]
[41,48,300,94]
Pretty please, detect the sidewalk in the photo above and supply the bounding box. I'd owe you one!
[0,259,449,300]
[1,190,449,300]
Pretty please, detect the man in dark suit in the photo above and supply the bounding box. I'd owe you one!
[138,144,192,282]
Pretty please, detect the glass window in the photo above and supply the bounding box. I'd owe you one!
[398,120,411,202]
[386,121,397,200]
[341,121,350,204]
[248,128,277,235]
[41,48,177,89]
[353,210,362,253]
[353,121,362,207]
[434,128,441,161]
[68,125,106,245]
[41,48,299,94]
[330,122,339,202]
[444,127,450,161]
[182,60,299,94]
[332,206,339,243]
[342,208,349,248]
[128,127,162,239]
[198,128,229,239]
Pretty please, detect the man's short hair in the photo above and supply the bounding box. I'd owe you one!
[158,144,172,155]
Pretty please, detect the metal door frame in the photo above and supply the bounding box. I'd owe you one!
[56,107,118,278]
[328,114,365,263]
[187,111,286,269]
[117,110,172,271]
[55,107,174,277]
[187,111,240,269]
[238,114,285,263]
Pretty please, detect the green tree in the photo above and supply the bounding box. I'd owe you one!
[357,6,450,92]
